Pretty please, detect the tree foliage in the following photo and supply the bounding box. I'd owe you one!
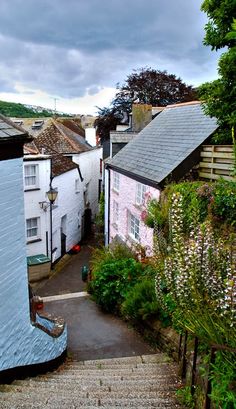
[199,2,236,144]
[201,0,236,50]
[95,67,197,142]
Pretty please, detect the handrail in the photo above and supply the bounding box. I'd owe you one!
[178,331,236,409]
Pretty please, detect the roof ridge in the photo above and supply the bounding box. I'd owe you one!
[166,101,201,108]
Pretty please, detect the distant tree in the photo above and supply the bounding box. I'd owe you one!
[198,1,236,144]
[95,67,197,142]
[95,106,122,144]
[0,100,68,118]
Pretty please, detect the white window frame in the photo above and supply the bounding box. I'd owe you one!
[136,182,147,206]
[24,164,39,190]
[128,212,140,241]
[113,171,120,192]
[26,217,40,241]
[113,200,119,226]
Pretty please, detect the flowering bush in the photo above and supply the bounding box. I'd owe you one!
[154,192,236,408]
[155,193,235,344]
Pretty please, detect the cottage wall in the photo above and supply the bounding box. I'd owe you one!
[109,170,160,255]
[51,168,84,261]
[72,147,102,220]
[0,157,66,372]
[24,157,51,257]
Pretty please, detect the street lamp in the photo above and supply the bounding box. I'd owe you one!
[47,187,58,266]
[39,186,58,264]
[46,187,58,205]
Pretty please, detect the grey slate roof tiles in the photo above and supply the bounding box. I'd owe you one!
[108,102,218,185]
[0,114,30,141]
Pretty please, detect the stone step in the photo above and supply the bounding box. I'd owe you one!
[18,375,180,388]
[11,378,181,394]
[53,366,177,376]
[60,362,177,372]
[0,354,184,409]
[64,353,170,366]
[4,381,180,396]
[37,370,178,381]
[0,393,182,408]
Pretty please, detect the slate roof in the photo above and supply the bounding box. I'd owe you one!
[107,102,218,186]
[0,114,31,143]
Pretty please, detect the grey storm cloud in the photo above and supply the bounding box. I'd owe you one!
[0,0,219,99]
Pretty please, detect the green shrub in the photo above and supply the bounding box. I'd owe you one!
[121,279,159,322]
[211,179,236,226]
[90,257,144,313]
[210,351,236,409]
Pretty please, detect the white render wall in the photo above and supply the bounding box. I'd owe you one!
[50,168,84,262]
[0,157,67,372]
[24,156,51,257]
[73,147,102,220]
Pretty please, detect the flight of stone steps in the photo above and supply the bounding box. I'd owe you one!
[0,353,185,408]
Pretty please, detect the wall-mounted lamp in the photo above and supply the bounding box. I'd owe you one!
[39,187,58,211]
[39,186,58,264]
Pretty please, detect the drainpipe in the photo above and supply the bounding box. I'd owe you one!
[104,167,110,246]
[108,168,110,245]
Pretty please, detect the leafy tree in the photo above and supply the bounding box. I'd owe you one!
[95,67,197,142]
[198,1,236,144]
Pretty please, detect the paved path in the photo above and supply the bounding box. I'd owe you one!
[36,236,155,360]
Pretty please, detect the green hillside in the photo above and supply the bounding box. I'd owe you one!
[0,100,67,118]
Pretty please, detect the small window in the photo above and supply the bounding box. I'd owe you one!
[75,179,80,193]
[24,164,39,189]
[113,172,120,192]
[136,183,146,206]
[113,200,119,225]
[129,213,140,241]
[31,120,44,129]
[26,218,40,240]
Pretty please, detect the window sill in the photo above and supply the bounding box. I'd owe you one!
[128,234,140,244]
[24,188,40,192]
[133,203,144,211]
[27,238,42,244]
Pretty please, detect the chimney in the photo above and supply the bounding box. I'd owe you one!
[132,104,152,132]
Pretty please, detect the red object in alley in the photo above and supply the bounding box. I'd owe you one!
[71,244,81,254]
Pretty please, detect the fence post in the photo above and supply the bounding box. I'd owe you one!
[178,333,183,363]
[205,347,216,409]
[181,331,188,380]
[191,337,199,396]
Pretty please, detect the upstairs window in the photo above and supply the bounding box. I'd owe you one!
[136,183,146,206]
[26,217,40,241]
[24,164,39,189]
[113,171,120,192]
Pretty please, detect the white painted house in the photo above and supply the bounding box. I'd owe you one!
[0,115,67,374]
[22,118,102,271]
[23,147,84,267]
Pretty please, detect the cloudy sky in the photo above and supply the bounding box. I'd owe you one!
[0,0,219,115]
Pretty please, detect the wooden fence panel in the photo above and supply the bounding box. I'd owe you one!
[198,145,235,181]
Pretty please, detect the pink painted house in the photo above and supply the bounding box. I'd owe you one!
[109,171,160,255]
[105,102,218,254]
